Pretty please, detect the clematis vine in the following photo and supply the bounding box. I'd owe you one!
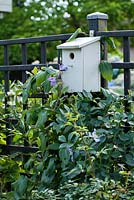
[48,77,57,86]
[59,64,68,71]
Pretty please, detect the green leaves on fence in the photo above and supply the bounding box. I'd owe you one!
[126,154,134,167]
[66,28,82,42]
[101,36,116,49]
[23,77,32,103]
[64,164,83,179]
[36,70,47,87]
[2,64,134,198]
[35,110,48,128]
[99,61,113,81]
[39,132,48,152]
[23,66,59,103]
[13,175,28,199]
[41,158,55,186]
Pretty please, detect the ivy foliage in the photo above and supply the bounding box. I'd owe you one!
[0,67,134,199]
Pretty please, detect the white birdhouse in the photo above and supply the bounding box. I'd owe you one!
[57,37,100,92]
[0,0,12,13]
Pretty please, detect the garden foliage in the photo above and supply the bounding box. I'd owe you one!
[0,66,134,199]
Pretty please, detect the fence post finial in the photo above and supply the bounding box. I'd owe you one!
[87,12,108,36]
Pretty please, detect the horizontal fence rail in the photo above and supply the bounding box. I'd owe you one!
[0,63,59,71]
[111,62,134,69]
[0,33,72,45]
[96,30,134,37]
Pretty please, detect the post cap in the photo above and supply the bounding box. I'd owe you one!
[87,12,108,20]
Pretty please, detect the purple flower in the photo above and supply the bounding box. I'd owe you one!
[59,64,68,71]
[48,77,57,86]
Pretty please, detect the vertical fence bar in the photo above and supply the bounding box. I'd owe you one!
[123,37,130,96]
[4,45,11,145]
[123,37,131,132]
[21,43,29,159]
[41,42,47,64]
[4,45,9,94]
[4,45,11,191]
[58,49,61,65]
[22,43,27,83]
[41,42,47,104]
[58,40,66,65]
[87,12,108,88]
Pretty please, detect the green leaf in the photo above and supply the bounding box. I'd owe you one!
[59,148,70,166]
[99,61,113,81]
[68,132,79,144]
[107,37,116,49]
[36,162,44,172]
[126,154,134,166]
[58,135,66,143]
[101,36,116,49]
[31,81,37,94]
[119,134,130,141]
[35,111,47,128]
[36,70,47,87]
[59,143,73,148]
[47,143,60,150]
[43,80,51,93]
[63,125,73,134]
[13,175,28,197]
[64,164,83,179]
[0,138,6,145]
[111,151,121,158]
[23,77,33,103]
[22,89,29,104]
[24,158,34,170]
[41,158,55,185]
[39,132,48,152]
[66,28,82,42]
[32,66,38,75]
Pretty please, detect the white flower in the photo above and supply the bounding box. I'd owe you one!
[118,164,125,170]
[7,91,15,96]
[67,146,74,162]
[88,129,100,143]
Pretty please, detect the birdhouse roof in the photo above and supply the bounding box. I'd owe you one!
[57,37,100,49]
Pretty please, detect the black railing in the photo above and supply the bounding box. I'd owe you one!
[0,33,71,154]
[96,31,132,96]
[87,13,133,95]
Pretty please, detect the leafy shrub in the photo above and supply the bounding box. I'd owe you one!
[0,66,134,199]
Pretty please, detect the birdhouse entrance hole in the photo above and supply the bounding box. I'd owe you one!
[69,52,75,59]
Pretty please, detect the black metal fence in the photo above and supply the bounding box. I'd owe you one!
[87,12,134,96]
[0,12,134,155]
[0,33,71,154]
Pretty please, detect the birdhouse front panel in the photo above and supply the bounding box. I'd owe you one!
[61,49,83,92]
[83,41,100,92]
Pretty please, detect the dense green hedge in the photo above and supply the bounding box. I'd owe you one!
[0,67,134,199]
